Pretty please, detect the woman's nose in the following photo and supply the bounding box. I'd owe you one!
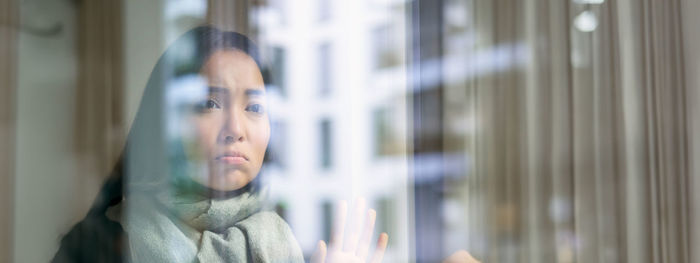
[221,110,244,143]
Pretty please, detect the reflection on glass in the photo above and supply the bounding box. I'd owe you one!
[319,119,333,169]
[267,46,287,97]
[372,24,400,69]
[321,200,334,242]
[5,0,697,262]
[317,0,332,22]
[318,42,332,96]
[373,107,402,156]
[267,120,287,168]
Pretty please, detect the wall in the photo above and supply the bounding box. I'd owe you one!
[123,0,164,131]
[12,0,165,261]
[14,1,81,262]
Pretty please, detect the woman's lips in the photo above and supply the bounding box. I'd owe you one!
[216,151,249,165]
[217,156,247,165]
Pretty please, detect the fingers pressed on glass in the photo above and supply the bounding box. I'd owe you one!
[370,232,388,263]
[344,197,366,252]
[356,209,377,260]
[330,200,347,251]
[311,240,327,263]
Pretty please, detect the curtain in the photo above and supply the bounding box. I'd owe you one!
[0,0,18,261]
[207,0,250,35]
[74,0,124,177]
[439,0,692,262]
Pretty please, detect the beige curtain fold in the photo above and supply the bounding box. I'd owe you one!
[207,0,250,35]
[0,0,18,261]
[74,0,124,176]
[446,0,692,262]
[681,1,700,262]
[0,1,18,262]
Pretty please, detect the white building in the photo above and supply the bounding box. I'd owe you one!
[251,0,412,260]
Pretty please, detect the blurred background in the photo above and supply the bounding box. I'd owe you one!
[2,0,700,262]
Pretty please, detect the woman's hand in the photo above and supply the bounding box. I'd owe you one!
[311,199,389,263]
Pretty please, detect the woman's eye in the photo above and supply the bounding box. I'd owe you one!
[195,99,221,112]
[205,100,220,109]
[245,104,265,113]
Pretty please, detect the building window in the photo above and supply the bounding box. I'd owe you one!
[321,201,334,241]
[270,0,287,25]
[266,46,286,97]
[371,24,400,69]
[372,107,400,156]
[317,0,332,22]
[318,43,332,96]
[320,119,333,168]
[252,0,287,26]
[266,120,287,168]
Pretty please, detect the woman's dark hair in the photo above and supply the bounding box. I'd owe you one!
[171,26,265,77]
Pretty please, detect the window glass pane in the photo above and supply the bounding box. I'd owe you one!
[6,0,699,262]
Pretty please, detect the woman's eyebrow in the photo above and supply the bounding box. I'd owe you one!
[207,86,264,96]
[207,86,229,94]
[245,89,265,96]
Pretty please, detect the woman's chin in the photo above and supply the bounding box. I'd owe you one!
[203,172,255,191]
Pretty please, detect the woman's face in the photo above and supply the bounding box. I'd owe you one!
[185,49,269,191]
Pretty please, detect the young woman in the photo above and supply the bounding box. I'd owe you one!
[52,26,388,263]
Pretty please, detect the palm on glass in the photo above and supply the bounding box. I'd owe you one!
[311,199,389,263]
